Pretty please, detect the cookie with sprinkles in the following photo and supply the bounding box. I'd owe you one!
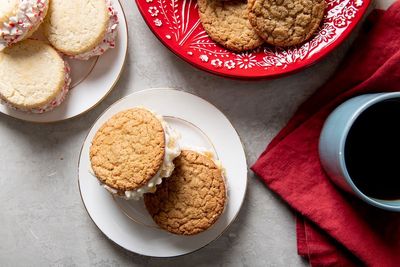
[0,39,71,113]
[43,0,119,60]
[0,0,49,50]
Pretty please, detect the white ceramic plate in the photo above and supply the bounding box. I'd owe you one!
[78,88,248,257]
[0,0,128,123]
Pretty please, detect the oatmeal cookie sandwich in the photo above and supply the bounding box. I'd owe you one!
[90,108,181,200]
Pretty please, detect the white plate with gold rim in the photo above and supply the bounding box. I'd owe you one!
[78,88,248,257]
[0,0,128,123]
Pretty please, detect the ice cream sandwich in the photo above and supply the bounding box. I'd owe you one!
[90,108,181,200]
[0,39,71,113]
[43,0,119,60]
[0,0,49,50]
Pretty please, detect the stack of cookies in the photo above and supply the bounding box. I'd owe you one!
[90,108,227,235]
[0,0,119,113]
[197,0,326,52]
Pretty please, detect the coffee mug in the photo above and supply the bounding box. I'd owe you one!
[319,92,400,212]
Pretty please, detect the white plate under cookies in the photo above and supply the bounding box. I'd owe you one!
[0,0,128,123]
[78,88,248,257]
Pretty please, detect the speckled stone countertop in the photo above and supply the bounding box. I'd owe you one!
[0,0,391,266]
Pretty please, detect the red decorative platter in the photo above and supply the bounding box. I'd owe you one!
[135,0,370,79]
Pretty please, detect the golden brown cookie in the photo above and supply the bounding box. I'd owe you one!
[144,150,226,235]
[90,108,166,194]
[248,0,325,47]
[198,0,264,52]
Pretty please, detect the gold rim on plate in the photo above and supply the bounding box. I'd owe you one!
[70,57,100,89]
[77,88,249,258]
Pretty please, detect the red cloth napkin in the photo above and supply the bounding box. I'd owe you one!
[252,2,400,266]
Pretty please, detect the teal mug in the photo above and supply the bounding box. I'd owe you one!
[319,92,400,212]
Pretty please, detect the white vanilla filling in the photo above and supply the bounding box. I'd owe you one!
[0,0,48,50]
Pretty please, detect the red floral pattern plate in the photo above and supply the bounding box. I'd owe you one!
[135,0,370,79]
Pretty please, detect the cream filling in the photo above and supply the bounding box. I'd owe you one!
[0,60,71,113]
[0,0,48,50]
[70,0,119,60]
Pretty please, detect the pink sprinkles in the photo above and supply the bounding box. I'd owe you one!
[0,0,48,48]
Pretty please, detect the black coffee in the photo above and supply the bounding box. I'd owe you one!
[344,99,400,200]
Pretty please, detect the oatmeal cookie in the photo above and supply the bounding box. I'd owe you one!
[198,0,264,52]
[248,0,325,46]
[144,150,226,235]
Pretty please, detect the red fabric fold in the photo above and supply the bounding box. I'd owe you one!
[252,2,400,266]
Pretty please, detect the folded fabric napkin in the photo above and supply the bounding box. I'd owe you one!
[252,2,400,266]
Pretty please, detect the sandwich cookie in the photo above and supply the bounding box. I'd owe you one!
[197,0,264,52]
[43,0,119,60]
[0,39,71,113]
[90,108,181,200]
[248,0,325,47]
[144,149,227,235]
[0,0,49,50]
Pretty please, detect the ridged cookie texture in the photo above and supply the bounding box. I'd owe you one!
[0,39,69,111]
[43,0,110,56]
[90,108,166,194]
[248,0,325,47]
[144,150,226,235]
[198,0,264,52]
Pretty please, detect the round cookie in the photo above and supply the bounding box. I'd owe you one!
[0,0,49,49]
[0,39,71,113]
[248,0,325,47]
[43,0,119,60]
[90,108,181,200]
[144,150,226,235]
[198,0,264,52]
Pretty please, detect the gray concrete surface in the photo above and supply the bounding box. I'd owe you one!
[0,0,365,266]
